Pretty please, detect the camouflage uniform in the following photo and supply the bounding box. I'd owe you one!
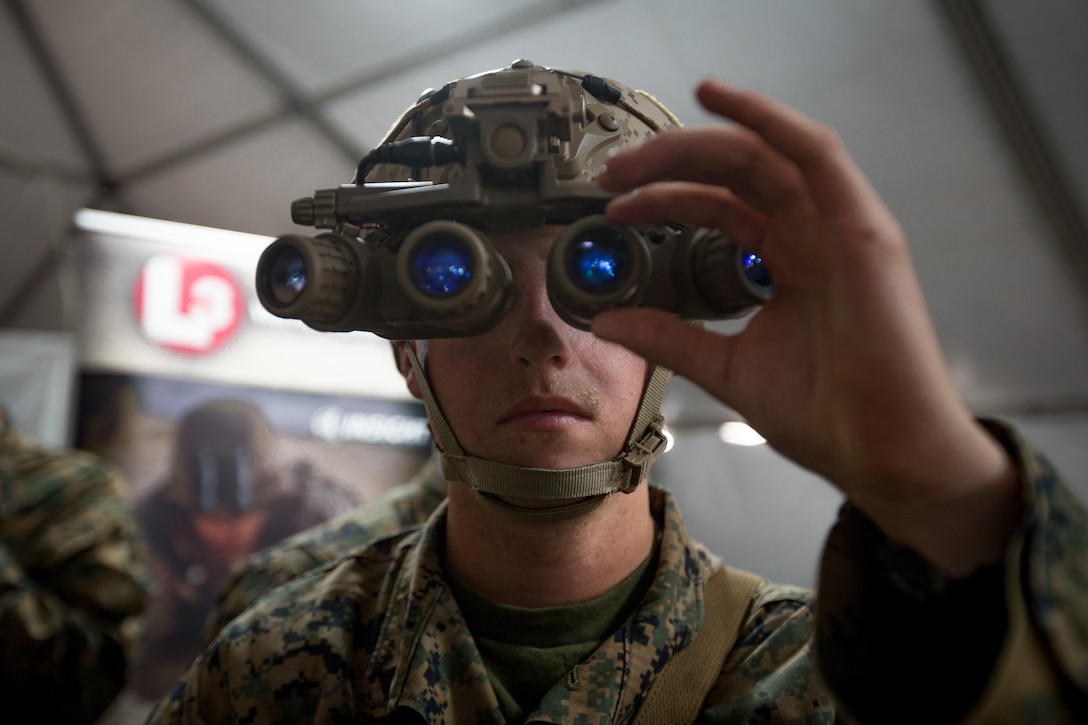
[148,422,1087,723]
[196,455,446,651]
[0,411,151,724]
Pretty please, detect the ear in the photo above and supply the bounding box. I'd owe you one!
[394,341,424,400]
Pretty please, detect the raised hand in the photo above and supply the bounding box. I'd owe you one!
[593,78,1020,575]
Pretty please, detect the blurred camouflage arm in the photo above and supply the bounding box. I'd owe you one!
[0,427,151,724]
[816,419,1087,723]
[0,542,138,722]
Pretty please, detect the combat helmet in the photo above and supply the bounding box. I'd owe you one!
[367,61,678,520]
[165,399,277,515]
[257,61,766,520]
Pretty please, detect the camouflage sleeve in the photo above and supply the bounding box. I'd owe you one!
[196,461,445,651]
[0,424,152,724]
[963,422,1088,723]
[816,419,1087,724]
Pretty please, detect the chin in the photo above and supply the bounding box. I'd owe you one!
[493,452,611,470]
[470,433,616,470]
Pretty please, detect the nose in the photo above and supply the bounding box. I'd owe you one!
[507,274,570,368]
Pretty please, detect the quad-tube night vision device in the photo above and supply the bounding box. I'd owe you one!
[255,60,772,339]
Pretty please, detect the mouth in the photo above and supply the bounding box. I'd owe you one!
[498,394,593,426]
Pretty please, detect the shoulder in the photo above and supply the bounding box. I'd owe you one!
[222,480,440,596]
[217,525,421,649]
[251,475,442,567]
[699,560,815,657]
[198,485,444,649]
[1,431,138,561]
[745,580,817,647]
[702,577,830,718]
[2,431,127,510]
[157,529,424,722]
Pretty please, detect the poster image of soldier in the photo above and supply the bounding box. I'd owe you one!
[133,398,331,700]
[76,373,430,722]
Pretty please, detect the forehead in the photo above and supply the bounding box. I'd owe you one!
[484,224,566,266]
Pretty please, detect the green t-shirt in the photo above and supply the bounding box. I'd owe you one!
[447,547,659,723]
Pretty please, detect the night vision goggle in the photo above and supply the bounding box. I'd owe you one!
[255,61,772,339]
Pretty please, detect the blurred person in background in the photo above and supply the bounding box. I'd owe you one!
[0,405,150,724]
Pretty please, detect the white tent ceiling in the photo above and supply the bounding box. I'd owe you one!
[2,0,1087,428]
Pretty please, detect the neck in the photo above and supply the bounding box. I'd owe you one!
[443,482,656,608]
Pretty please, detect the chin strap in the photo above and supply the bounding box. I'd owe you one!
[398,341,671,522]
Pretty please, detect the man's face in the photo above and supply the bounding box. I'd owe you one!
[193,510,266,567]
[403,225,649,470]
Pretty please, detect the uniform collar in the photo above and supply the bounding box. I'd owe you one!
[367,487,723,722]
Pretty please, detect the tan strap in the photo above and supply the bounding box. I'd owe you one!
[633,566,762,724]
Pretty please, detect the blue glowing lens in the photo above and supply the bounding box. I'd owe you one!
[565,231,629,294]
[266,246,307,306]
[742,252,773,293]
[411,235,472,296]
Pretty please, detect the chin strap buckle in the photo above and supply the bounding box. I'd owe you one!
[615,416,668,494]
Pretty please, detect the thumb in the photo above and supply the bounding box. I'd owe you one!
[591,308,735,400]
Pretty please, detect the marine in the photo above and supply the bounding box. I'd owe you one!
[149,62,1088,723]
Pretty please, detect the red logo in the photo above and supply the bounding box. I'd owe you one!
[134,254,243,354]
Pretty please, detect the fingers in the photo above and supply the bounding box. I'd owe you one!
[694,79,837,172]
[694,79,882,211]
[600,78,889,226]
[605,182,770,254]
[590,307,735,402]
[599,125,811,222]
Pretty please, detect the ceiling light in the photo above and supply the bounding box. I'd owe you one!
[717,421,766,446]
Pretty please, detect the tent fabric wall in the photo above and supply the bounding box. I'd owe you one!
[0,329,76,448]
